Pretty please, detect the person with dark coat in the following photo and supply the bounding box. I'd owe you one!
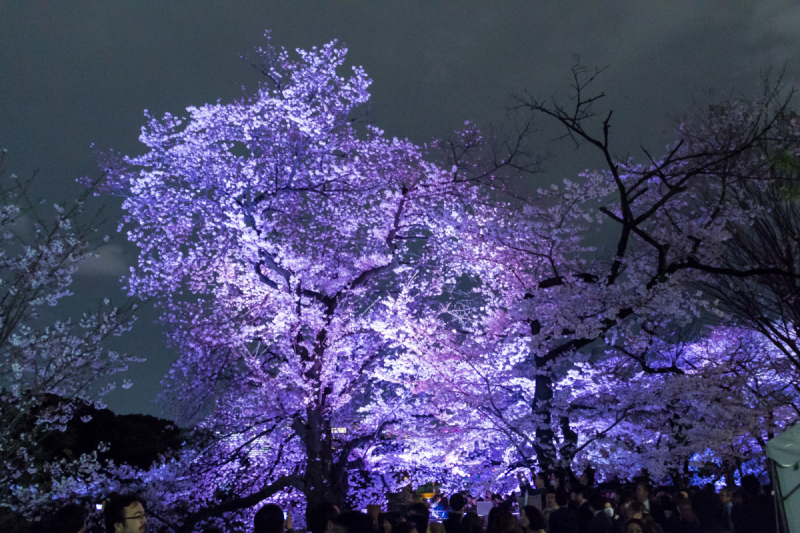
[570,485,593,533]
[443,494,466,533]
[331,512,377,533]
[730,475,777,533]
[549,490,580,533]
[254,504,293,533]
[688,490,726,533]
[585,496,613,533]
[308,502,340,533]
[635,484,665,528]
[51,503,87,533]
[518,471,547,509]
[459,512,484,533]
[520,505,547,533]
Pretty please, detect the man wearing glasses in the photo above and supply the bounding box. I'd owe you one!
[104,494,148,533]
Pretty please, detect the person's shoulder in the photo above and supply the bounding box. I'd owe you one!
[552,507,578,520]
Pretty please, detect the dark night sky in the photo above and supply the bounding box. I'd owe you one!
[2,1,799,417]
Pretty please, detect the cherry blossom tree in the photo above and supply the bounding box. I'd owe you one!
[383,71,800,484]
[103,35,534,529]
[0,151,139,527]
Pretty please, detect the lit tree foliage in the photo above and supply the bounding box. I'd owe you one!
[385,72,800,484]
[553,326,798,482]
[0,151,139,524]
[103,35,532,529]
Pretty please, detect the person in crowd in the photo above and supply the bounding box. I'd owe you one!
[432,495,445,520]
[716,488,732,533]
[669,499,697,533]
[622,502,661,533]
[309,502,341,533]
[634,485,650,512]
[730,475,777,533]
[569,485,592,533]
[578,471,594,490]
[585,496,612,533]
[104,494,147,533]
[687,491,726,533]
[624,519,650,533]
[458,512,483,533]
[409,502,431,533]
[635,484,664,527]
[463,494,477,513]
[519,505,547,533]
[440,496,451,520]
[485,507,501,533]
[395,521,419,533]
[255,503,293,533]
[333,511,378,533]
[443,493,466,533]
[616,489,635,523]
[494,510,522,533]
[379,512,403,533]
[543,488,560,526]
[655,493,676,527]
[518,471,547,509]
[51,503,86,533]
[548,490,579,533]
[626,502,644,521]
[464,495,477,514]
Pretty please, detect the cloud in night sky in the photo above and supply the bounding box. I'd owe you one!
[76,243,130,278]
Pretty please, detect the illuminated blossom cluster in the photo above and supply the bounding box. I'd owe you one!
[553,326,798,479]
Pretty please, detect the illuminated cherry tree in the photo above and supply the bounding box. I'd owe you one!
[382,73,800,485]
[103,35,534,530]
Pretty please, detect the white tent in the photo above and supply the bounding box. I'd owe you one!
[767,423,800,533]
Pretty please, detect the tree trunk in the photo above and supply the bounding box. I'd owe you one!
[303,405,347,525]
[532,366,557,472]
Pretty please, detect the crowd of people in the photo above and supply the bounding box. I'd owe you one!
[423,472,779,533]
[40,471,778,533]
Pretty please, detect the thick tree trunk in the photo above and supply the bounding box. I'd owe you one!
[304,405,348,524]
[302,386,351,518]
[532,368,557,472]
